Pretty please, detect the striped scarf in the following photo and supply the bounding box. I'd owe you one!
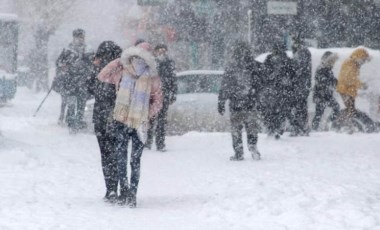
[113,65,152,130]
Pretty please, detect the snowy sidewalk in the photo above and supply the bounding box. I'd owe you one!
[1,88,380,230]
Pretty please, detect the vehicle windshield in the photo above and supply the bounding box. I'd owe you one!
[177,74,223,94]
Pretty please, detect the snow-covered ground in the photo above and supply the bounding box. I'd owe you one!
[1,87,380,230]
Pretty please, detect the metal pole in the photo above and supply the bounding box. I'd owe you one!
[33,86,53,117]
[248,9,252,44]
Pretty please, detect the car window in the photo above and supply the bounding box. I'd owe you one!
[177,74,222,94]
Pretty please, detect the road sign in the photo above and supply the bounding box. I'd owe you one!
[267,1,297,15]
[137,0,167,6]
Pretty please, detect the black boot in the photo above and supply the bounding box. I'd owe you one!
[103,190,117,203]
[230,155,244,161]
[127,193,137,208]
[118,187,129,206]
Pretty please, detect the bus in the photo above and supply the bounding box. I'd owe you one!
[0,13,18,103]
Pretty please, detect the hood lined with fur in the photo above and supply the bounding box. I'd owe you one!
[119,46,157,76]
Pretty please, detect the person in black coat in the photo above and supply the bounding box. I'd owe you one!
[260,41,296,139]
[145,44,177,152]
[88,41,122,202]
[218,41,262,161]
[311,51,340,130]
[55,29,94,133]
[290,36,312,136]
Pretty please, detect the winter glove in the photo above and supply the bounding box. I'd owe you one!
[218,102,225,116]
[362,82,368,90]
[169,95,177,105]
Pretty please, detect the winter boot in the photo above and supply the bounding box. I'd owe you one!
[144,143,152,150]
[127,193,137,208]
[103,190,117,203]
[68,127,78,135]
[250,145,261,161]
[117,187,129,206]
[157,147,167,152]
[230,155,244,161]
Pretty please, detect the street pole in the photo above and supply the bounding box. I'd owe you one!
[247,9,252,45]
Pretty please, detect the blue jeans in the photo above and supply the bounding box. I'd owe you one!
[114,121,144,197]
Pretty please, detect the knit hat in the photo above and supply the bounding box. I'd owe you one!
[321,51,338,66]
[95,41,122,64]
[73,28,85,38]
[154,43,168,51]
[136,42,152,53]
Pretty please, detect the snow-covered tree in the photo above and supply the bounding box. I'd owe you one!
[15,0,78,92]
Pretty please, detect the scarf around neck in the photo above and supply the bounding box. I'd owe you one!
[113,63,152,131]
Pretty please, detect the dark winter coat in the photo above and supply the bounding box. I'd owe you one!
[54,43,94,98]
[292,47,312,99]
[218,57,263,112]
[88,41,122,126]
[313,66,337,103]
[156,56,177,104]
[260,52,295,110]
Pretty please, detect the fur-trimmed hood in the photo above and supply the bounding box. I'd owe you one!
[350,48,370,62]
[119,46,157,76]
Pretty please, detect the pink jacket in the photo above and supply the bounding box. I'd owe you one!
[98,58,163,118]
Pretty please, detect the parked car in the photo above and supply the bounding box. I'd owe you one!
[167,70,229,135]
[0,13,18,104]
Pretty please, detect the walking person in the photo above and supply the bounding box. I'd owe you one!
[311,51,340,130]
[336,48,371,121]
[52,49,70,125]
[98,42,163,207]
[145,44,177,152]
[88,41,122,202]
[218,41,262,161]
[56,28,93,133]
[290,35,312,136]
[260,41,295,139]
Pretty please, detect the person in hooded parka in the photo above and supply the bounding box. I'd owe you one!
[290,36,312,136]
[55,28,94,133]
[97,42,163,208]
[218,41,262,161]
[311,51,340,130]
[87,41,122,203]
[336,48,371,119]
[260,41,296,139]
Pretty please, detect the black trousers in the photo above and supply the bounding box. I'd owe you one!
[312,98,340,130]
[114,121,144,197]
[230,111,259,158]
[58,95,68,122]
[262,106,287,135]
[66,95,87,130]
[289,97,309,134]
[146,100,169,150]
[94,121,118,193]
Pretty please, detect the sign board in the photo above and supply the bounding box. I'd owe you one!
[267,1,297,15]
[137,0,167,6]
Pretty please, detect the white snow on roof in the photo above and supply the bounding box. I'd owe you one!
[0,13,18,21]
[176,70,224,77]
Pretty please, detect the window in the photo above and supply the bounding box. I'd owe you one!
[177,74,223,94]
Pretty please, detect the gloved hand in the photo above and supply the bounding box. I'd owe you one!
[218,102,225,116]
[169,95,176,105]
[362,82,368,90]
